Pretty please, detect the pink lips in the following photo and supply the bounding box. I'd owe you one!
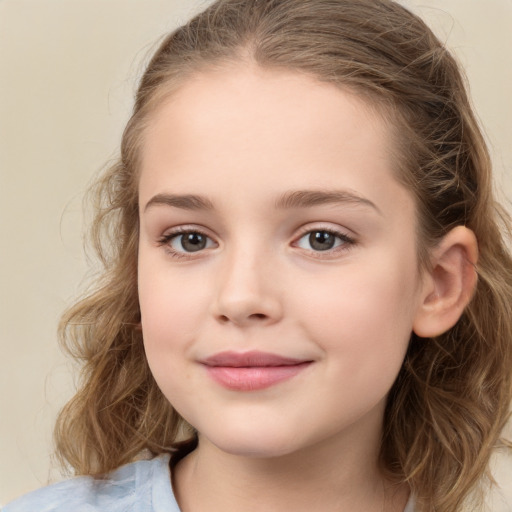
[201,351,312,391]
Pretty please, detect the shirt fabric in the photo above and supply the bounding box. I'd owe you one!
[3,453,416,511]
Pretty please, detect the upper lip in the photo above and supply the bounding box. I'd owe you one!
[202,350,310,367]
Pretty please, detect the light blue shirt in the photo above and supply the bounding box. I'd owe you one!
[3,454,180,512]
[4,453,416,511]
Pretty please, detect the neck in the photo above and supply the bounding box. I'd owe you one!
[172,420,408,512]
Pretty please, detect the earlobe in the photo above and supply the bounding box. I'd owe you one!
[413,226,478,338]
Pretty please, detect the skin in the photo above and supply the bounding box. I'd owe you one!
[137,63,477,512]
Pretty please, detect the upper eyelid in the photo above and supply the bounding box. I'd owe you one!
[293,222,356,239]
[157,223,355,238]
[161,224,216,238]
[293,229,355,245]
[157,226,218,252]
[292,224,357,248]
[156,222,357,245]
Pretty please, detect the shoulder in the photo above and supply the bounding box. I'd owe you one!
[2,453,179,512]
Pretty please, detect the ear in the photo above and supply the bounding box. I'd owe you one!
[413,226,478,338]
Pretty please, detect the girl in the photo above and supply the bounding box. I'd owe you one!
[4,0,512,511]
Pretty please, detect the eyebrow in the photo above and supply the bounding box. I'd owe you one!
[143,189,381,215]
[275,189,381,214]
[144,193,214,212]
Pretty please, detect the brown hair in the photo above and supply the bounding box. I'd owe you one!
[55,1,512,510]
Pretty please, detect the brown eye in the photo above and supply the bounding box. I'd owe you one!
[169,231,214,253]
[309,231,336,251]
[295,229,354,253]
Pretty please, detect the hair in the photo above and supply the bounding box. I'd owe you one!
[54,1,512,511]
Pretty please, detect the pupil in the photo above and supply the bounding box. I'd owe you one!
[309,231,335,251]
[182,233,206,252]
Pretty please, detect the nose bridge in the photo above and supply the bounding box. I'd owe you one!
[213,234,282,326]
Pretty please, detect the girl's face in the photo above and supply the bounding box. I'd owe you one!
[138,64,428,459]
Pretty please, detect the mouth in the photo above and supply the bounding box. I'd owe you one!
[201,350,313,391]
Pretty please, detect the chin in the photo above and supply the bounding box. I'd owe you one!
[215,440,300,459]
[198,422,306,459]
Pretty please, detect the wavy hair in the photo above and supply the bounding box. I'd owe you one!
[55,1,512,510]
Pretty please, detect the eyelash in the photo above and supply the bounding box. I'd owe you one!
[157,227,214,260]
[156,226,356,260]
[293,227,356,258]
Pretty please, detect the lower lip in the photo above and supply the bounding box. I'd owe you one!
[204,363,312,391]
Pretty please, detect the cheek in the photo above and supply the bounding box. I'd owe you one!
[138,271,198,403]
[138,258,210,347]
[296,265,417,424]
[138,267,199,397]
[297,257,419,364]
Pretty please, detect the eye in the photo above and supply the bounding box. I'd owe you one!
[159,229,216,254]
[295,229,354,252]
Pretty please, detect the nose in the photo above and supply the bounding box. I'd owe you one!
[211,245,283,327]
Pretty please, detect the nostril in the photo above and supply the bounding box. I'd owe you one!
[216,312,269,325]
[250,313,267,320]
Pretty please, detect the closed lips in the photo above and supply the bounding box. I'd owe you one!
[202,351,312,367]
[201,351,313,391]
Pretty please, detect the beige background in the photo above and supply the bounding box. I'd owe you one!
[1,0,511,507]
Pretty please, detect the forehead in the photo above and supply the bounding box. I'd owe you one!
[138,63,409,215]
[143,64,389,157]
